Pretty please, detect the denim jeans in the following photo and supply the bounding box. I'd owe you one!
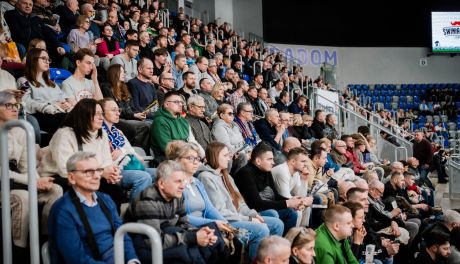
[259,208,297,235]
[121,169,153,200]
[230,216,283,262]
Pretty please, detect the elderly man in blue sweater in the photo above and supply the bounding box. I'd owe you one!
[48,151,139,264]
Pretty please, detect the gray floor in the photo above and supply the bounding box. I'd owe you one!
[436,181,460,211]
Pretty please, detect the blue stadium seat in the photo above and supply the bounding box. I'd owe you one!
[49,68,72,85]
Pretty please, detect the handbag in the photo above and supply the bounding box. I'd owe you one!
[4,42,21,63]
[123,154,145,171]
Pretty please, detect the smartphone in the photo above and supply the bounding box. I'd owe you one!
[391,201,398,209]
[19,81,30,92]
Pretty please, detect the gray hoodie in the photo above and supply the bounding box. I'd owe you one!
[196,164,258,221]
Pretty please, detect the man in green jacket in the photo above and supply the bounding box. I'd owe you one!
[315,204,359,264]
[150,91,203,160]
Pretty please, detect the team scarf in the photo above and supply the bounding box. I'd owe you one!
[102,122,125,151]
[234,116,258,146]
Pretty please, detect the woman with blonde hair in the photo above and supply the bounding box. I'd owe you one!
[211,82,225,105]
[285,227,317,264]
[292,114,314,140]
[211,103,247,173]
[197,142,283,262]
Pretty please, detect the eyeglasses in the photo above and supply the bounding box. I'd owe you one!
[71,168,104,177]
[38,56,52,63]
[163,78,176,82]
[243,109,253,113]
[0,103,20,110]
[166,100,184,105]
[193,104,206,110]
[336,145,347,148]
[226,112,234,116]
[94,111,104,117]
[107,108,120,113]
[181,156,201,163]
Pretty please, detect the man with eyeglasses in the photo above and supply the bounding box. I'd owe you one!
[0,91,62,253]
[185,95,212,150]
[48,151,139,264]
[330,140,349,166]
[151,91,204,161]
[234,102,261,148]
[156,72,176,106]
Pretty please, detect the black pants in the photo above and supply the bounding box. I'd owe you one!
[133,222,235,264]
[32,112,67,137]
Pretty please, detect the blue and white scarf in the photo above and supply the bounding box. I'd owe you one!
[102,122,125,151]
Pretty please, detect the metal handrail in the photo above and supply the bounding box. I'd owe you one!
[253,60,263,76]
[114,223,163,264]
[447,157,460,198]
[217,29,224,41]
[345,99,415,141]
[159,9,170,27]
[395,146,408,161]
[313,91,414,147]
[182,20,190,34]
[1,120,39,264]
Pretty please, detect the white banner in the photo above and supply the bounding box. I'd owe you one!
[315,89,339,116]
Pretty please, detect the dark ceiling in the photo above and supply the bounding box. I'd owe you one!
[262,0,460,47]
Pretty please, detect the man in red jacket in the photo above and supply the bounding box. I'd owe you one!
[342,135,369,175]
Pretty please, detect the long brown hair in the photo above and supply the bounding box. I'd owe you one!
[205,142,242,210]
[24,48,56,88]
[107,64,130,101]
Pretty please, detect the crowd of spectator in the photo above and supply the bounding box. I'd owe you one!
[0,0,456,263]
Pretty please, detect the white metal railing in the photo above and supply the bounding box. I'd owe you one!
[447,157,460,198]
[1,120,40,264]
[114,223,163,264]
[159,9,170,28]
[313,91,412,162]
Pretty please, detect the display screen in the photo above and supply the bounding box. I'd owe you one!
[432,12,460,53]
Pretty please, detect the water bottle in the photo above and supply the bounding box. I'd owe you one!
[365,244,375,264]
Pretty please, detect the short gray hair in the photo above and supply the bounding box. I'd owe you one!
[444,209,460,225]
[256,236,291,262]
[187,94,205,108]
[156,160,185,183]
[0,91,14,105]
[208,59,216,67]
[66,151,97,173]
[214,52,223,60]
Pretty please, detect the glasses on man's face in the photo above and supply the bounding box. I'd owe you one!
[107,108,120,113]
[193,104,206,110]
[226,112,234,116]
[243,109,253,113]
[38,56,52,63]
[167,100,184,105]
[336,145,347,148]
[0,103,20,110]
[181,156,201,163]
[71,168,104,177]
[163,78,176,82]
